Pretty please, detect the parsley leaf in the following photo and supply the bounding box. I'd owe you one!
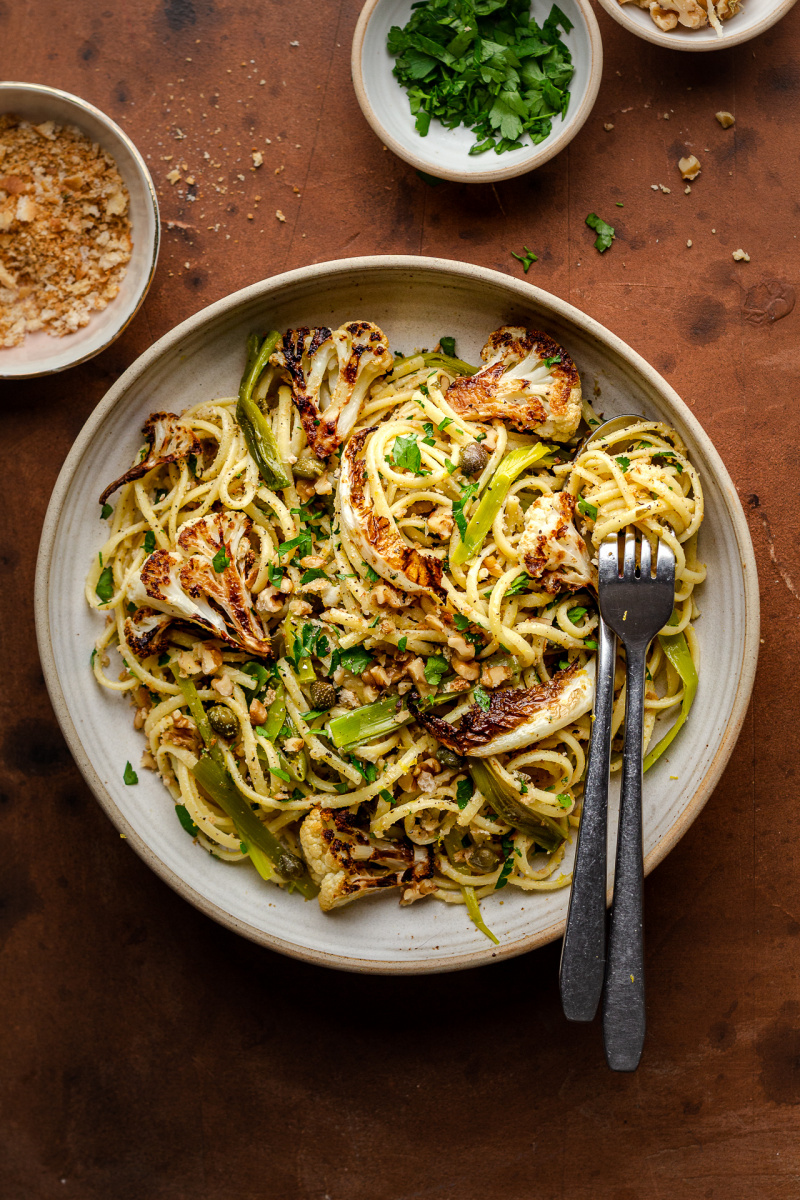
[338,646,374,675]
[95,566,114,604]
[557,793,572,809]
[143,530,156,555]
[391,432,423,475]
[473,686,491,712]
[541,355,562,368]
[511,245,538,272]
[584,639,598,649]
[123,761,138,786]
[437,416,454,432]
[301,567,326,585]
[364,564,380,584]
[398,636,408,653]
[585,211,615,253]
[277,531,313,559]
[424,655,449,687]
[349,755,378,783]
[615,455,630,473]
[158,653,170,666]
[456,777,473,810]
[176,804,198,835]
[439,336,456,357]
[577,497,598,521]
[100,503,113,520]
[452,481,479,540]
[505,572,534,596]
[212,547,230,572]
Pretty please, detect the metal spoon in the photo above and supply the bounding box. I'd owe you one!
[559,413,645,1023]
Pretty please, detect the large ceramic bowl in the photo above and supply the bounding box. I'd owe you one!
[35,256,759,974]
[594,0,798,50]
[351,0,602,182]
[0,82,159,378]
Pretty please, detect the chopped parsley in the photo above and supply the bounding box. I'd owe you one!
[398,636,408,653]
[380,788,395,805]
[584,639,598,649]
[456,777,473,810]
[364,563,380,584]
[495,836,515,889]
[577,497,598,521]
[557,793,571,809]
[541,354,562,368]
[439,336,456,356]
[585,211,615,253]
[424,655,449,687]
[505,572,534,596]
[568,606,587,624]
[349,755,378,783]
[391,432,423,475]
[212,547,230,573]
[143,530,156,555]
[268,563,285,588]
[95,566,114,604]
[301,567,327,585]
[452,481,479,540]
[176,804,199,835]
[473,686,491,712]
[511,245,538,272]
[437,416,454,432]
[123,761,138,786]
[336,645,374,675]
[615,455,630,473]
[277,531,313,559]
[100,503,113,520]
[158,653,171,666]
[388,1,575,156]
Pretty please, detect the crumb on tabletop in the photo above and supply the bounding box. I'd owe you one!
[0,112,133,349]
[732,249,750,262]
[716,111,735,128]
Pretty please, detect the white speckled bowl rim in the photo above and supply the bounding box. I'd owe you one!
[35,256,759,974]
[351,0,603,182]
[594,0,798,51]
[0,81,160,378]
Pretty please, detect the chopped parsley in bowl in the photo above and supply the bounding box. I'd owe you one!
[352,0,602,183]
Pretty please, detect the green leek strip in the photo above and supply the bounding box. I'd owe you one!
[283,616,316,683]
[451,443,552,567]
[328,697,410,749]
[263,683,287,743]
[171,666,224,768]
[468,758,564,851]
[236,330,291,490]
[421,352,478,377]
[192,758,317,899]
[643,631,698,773]
[462,886,499,945]
[170,666,317,897]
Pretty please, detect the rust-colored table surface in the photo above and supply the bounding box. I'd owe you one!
[3,1,800,1196]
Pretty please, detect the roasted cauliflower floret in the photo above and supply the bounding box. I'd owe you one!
[126,511,274,656]
[518,491,595,594]
[409,660,596,757]
[123,605,173,659]
[272,320,393,458]
[338,427,446,601]
[299,807,434,912]
[445,326,582,441]
[99,411,202,505]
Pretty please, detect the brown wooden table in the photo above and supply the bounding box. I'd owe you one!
[3,1,799,1196]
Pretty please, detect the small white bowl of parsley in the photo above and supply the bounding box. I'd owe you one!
[352,0,602,183]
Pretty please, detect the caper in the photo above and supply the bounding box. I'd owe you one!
[208,705,240,740]
[293,454,326,481]
[436,745,464,768]
[467,845,501,872]
[460,442,490,476]
[310,680,337,711]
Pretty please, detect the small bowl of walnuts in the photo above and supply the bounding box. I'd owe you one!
[0,82,160,378]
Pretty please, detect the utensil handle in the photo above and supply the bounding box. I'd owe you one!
[602,640,647,1071]
[560,618,616,1021]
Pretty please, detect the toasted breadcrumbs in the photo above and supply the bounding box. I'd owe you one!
[0,113,133,348]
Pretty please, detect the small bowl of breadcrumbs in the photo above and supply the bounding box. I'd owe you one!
[0,82,159,378]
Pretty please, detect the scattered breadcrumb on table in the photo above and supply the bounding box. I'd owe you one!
[0,113,132,348]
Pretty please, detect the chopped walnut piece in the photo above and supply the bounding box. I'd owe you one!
[716,111,735,128]
[249,698,268,724]
[211,675,234,698]
[678,155,702,180]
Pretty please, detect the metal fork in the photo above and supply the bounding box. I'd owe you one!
[598,531,676,1071]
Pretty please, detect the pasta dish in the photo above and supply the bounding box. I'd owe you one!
[86,320,704,941]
